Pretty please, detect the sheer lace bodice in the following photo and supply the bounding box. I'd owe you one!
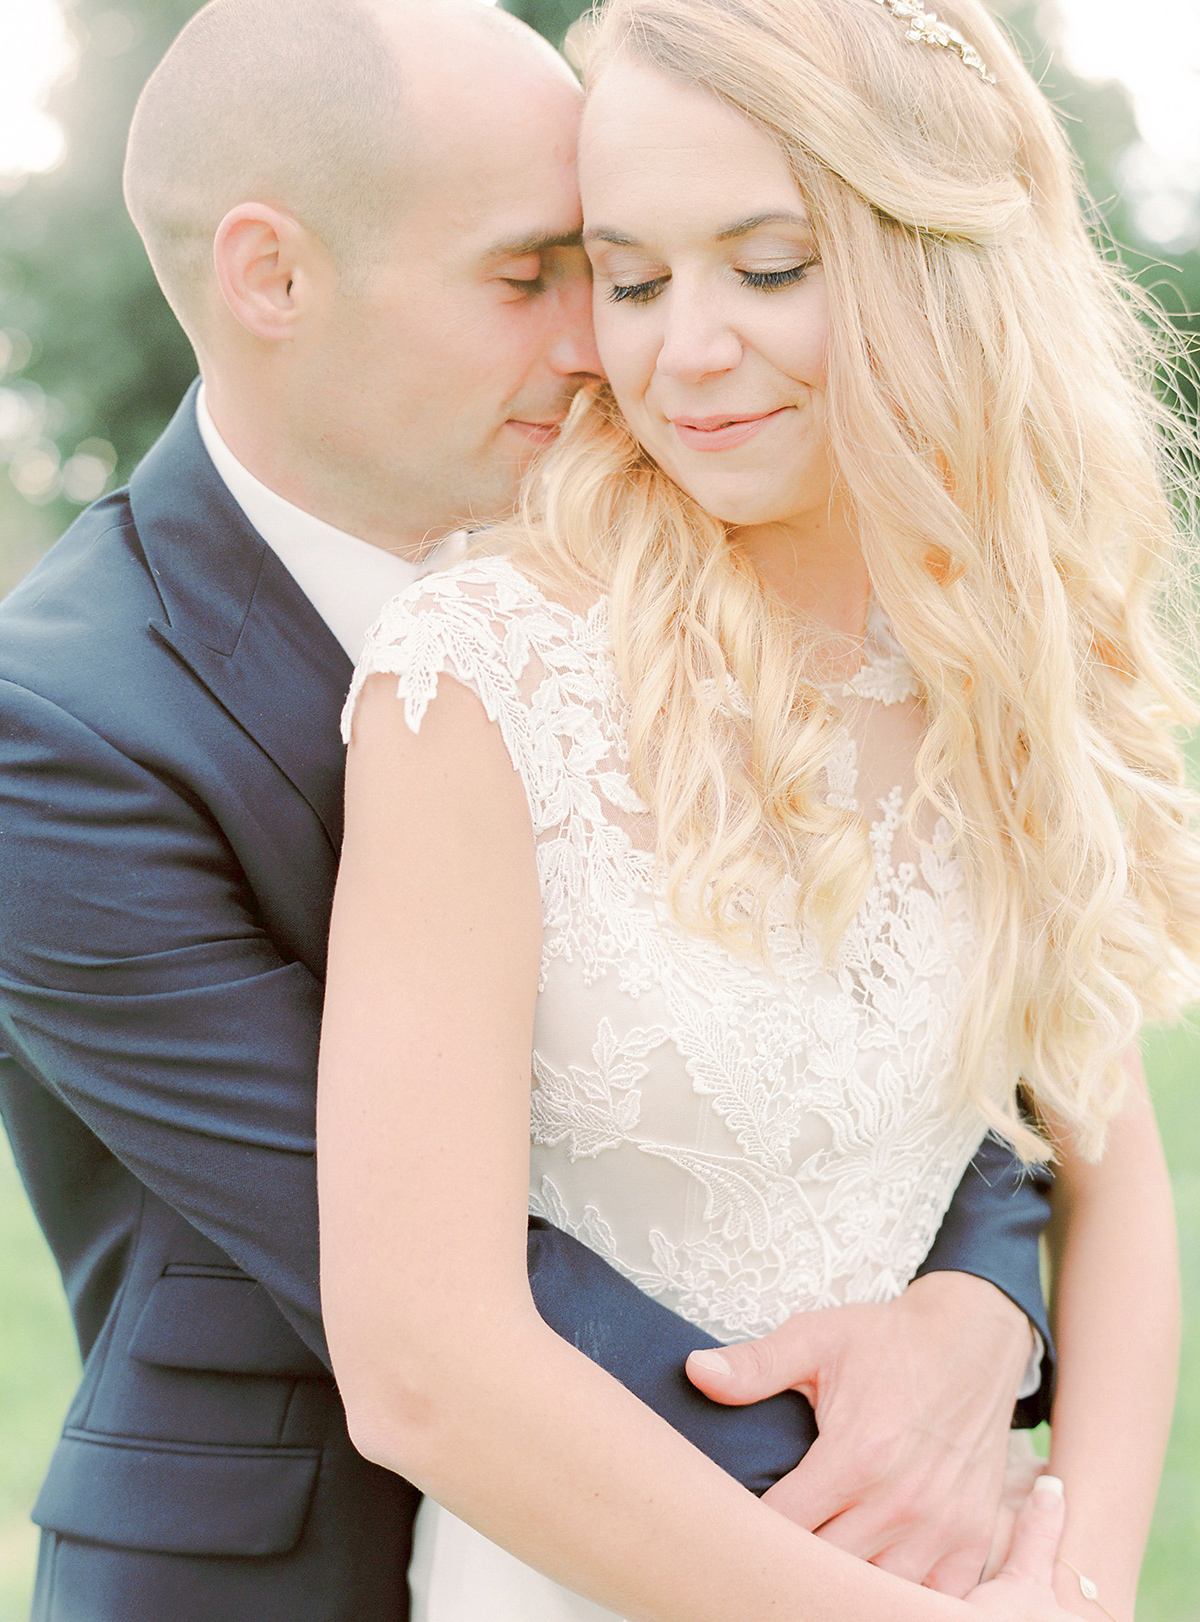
[344,553,988,1344]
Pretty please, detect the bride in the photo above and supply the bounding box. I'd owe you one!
[317,0,1199,1617]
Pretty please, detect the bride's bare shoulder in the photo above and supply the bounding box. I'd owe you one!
[461,527,605,621]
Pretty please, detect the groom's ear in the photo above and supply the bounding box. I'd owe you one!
[213,203,333,342]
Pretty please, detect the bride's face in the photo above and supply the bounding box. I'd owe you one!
[580,58,834,535]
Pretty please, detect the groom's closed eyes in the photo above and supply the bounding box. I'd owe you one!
[484,229,592,301]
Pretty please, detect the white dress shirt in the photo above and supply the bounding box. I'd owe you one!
[195,386,465,663]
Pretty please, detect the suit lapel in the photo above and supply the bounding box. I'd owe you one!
[130,383,354,850]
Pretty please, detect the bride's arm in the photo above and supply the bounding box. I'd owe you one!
[1043,1050,1180,1621]
[318,673,983,1622]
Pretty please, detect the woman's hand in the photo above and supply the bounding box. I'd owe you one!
[966,1476,1070,1621]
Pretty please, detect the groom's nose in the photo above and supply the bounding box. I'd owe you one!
[546,271,603,381]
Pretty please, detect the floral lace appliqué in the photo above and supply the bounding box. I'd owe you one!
[348,556,987,1343]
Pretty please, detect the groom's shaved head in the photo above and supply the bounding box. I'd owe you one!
[123,0,595,551]
[124,0,565,333]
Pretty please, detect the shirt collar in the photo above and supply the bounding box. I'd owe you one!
[194,385,464,663]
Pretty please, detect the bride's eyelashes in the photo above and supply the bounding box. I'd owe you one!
[606,277,666,305]
[740,262,814,290]
[606,260,818,304]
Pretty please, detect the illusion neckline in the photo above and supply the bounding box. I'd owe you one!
[457,553,920,708]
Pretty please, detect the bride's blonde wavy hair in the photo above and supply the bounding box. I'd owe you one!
[503,0,1200,1160]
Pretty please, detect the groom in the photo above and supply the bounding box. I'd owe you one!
[0,2,1051,1619]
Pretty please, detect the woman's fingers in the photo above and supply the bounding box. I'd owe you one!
[995,1475,1065,1585]
[977,1444,1050,1581]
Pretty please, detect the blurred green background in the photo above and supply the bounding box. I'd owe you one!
[0,0,1198,1617]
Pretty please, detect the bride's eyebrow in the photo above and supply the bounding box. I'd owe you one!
[584,211,812,248]
[715,210,811,240]
[582,227,639,246]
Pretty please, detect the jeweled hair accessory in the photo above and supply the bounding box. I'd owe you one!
[872,0,996,84]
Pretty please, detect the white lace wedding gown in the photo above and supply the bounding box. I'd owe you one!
[342,554,990,1622]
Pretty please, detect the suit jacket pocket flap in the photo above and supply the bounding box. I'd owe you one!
[130,1272,328,1378]
[32,1430,320,1556]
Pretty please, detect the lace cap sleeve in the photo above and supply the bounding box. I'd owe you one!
[340,556,579,819]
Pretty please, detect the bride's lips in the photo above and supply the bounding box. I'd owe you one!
[671,407,790,451]
[506,418,566,447]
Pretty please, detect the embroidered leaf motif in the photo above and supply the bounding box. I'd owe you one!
[637,1145,778,1251]
[531,1019,668,1159]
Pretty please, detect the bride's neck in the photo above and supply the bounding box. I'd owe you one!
[728,499,869,643]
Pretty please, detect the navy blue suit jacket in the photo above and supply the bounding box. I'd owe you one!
[0,385,1052,1622]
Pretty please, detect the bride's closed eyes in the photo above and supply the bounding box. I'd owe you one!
[580,65,834,532]
[607,259,819,305]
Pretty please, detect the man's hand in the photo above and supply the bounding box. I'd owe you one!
[685,1272,1035,1595]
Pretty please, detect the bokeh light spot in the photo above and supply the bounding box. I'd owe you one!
[87,10,143,59]
[0,0,78,186]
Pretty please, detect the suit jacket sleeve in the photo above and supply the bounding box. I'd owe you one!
[915,1133,1055,1426]
[0,679,334,1361]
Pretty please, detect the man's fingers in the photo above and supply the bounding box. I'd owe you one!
[759,1439,865,1533]
[997,1476,1065,1585]
[810,1504,912,1567]
[868,1537,944,1587]
[685,1311,831,1405]
[819,1505,992,1595]
[919,1541,997,1599]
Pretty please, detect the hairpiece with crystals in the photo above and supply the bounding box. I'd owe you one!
[871,0,996,84]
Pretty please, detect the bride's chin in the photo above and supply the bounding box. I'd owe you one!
[672,482,795,531]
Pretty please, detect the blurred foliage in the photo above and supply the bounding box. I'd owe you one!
[502,0,590,50]
[997,1,1200,441]
[0,0,200,588]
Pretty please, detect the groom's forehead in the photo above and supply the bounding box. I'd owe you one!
[406,145,585,270]
[380,33,585,271]
[395,23,583,208]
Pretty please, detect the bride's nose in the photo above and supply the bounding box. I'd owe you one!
[653,281,743,384]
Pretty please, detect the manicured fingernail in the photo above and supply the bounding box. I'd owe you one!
[688,1350,732,1376]
[1033,1474,1064,1502]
